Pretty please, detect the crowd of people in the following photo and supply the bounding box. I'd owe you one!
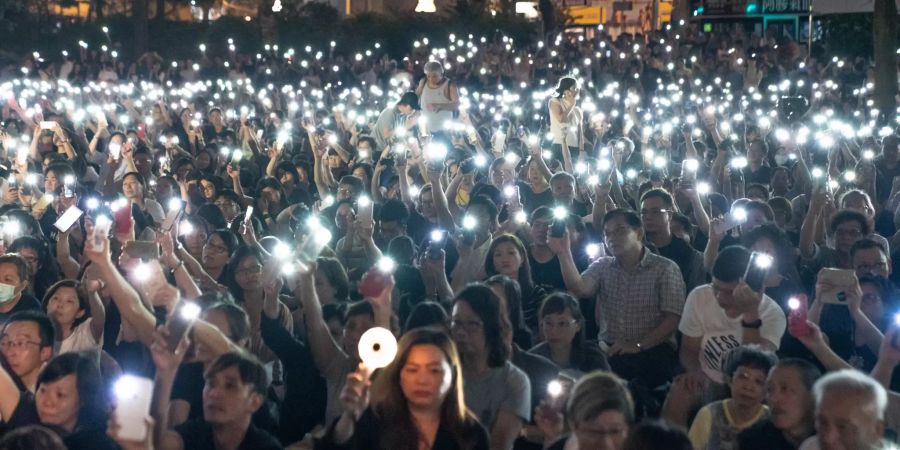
[0,17,897,450]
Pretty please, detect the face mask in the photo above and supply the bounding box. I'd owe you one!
[0,283,17,303]
[774,154,788,166]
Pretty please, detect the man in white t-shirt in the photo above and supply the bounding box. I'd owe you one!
[679,245,786,384]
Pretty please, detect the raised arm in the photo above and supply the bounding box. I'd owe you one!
[291,263,348,375]
[547,231,597,298]
[800,189,827,260]
[426,167,458,235]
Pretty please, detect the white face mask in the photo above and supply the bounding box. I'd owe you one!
[0,283,16,303]
[774,154,789,166]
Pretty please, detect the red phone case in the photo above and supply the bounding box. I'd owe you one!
[788,295,810,337]
[115,200,133,235]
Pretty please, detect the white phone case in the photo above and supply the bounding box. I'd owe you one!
[114,376,154,441]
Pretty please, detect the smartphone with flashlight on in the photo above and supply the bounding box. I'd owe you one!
[166,301,202,352]
[428,230,446,260]
[550,207,568,238]
[681,158,698,182]
[743,251,772,292]
[39,121,56,130]
[113,375,154,442]
[712,208,747,236]
[788,295,810,337]
[53,206,83,233]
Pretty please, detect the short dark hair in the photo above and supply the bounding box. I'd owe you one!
[713,246,752,283]
[345,300,374,322]
[745,183,770,201]
[466,195,499,223]
[773,358,822,390]
[339,175,364,195]
[602,208,642,230]
[37,352,108,430]
[744,199,775,222]
[42,280,91,329]
[404,301,448,333]
[205,351,268,396]
[204,302,251,343]
[623,420,692,450]
[724,345,778,380]
[830,209,870,236]
[850,238,888,260]
[0,424,66,450]
[0,254,29,284]
[379,199,409,225]
[640,188,674,208]
[3,310,54,348]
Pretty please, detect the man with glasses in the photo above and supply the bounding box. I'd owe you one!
[549,208,685,389]
[851,239,891,279]
[641,189,706,292]
[0,310,54,393]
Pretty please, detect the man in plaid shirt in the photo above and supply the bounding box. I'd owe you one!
[549,208,686,389]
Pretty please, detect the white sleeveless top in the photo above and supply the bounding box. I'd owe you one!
[549,97,580,147]
[420,79,453,133]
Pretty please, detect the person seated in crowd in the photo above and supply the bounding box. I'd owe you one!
[800,369,889,450]
[535,370,635,450]
[0,311,54,394]
[530,292,609,376]
[319,327,489,449]
[737,358,821,449]
[550,208,685,389]
[450,284,530,450]
[688,345,776,450]
[150,332,282,450]
[679,246,786,386]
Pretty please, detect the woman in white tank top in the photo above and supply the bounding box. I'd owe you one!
[548,77,584,163]
[416,61,459,135]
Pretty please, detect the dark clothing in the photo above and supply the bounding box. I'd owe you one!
[171,362,280,437]
[511,345,560,413]
[61,426,120,450]
[528,252,588,292]
[260,315,328,444]
[175,419,283,450]
[528,341,610,374]
[0,294,42,325]
[318,408,490,450]
[406,209,435,249]
[608,343,677,390]
[0,391,38,433]
[522,186,554,214]
[737,420,801,450]
[657,236,705,292]
[743,165,772,185]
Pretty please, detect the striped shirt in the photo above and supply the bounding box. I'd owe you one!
[582,247,686,345]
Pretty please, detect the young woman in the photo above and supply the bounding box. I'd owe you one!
[484,234,545,334]
[548,77,583,163]
[0,352,117,450]
[42,280,104,354]
[323,327,489,450]
[529,293,608,376]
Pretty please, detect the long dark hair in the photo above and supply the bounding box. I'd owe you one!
[221,245,264,304]
[370,327,480,450]
[555,77,577,98]
[485,234,534,304]
[453,284,510,367]
[36,352,108,432]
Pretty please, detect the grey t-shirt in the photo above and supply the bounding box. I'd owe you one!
[373,106,400,151]
[463,361,532,430]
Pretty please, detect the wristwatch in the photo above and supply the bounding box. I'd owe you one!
[741,319,763,329]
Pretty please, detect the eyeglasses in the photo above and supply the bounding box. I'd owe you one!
[856,262,887,273]
[0,339,41,351]
[541,319,578,329]
[236,265,262,275]
[450,320,483,333]
[862,293,882,304]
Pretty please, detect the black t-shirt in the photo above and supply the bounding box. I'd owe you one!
[171,362,279,434]
[175,419,283,450]
[522,185,553,214]
[657,236,697,289]
[736,420,800,450]
[406,209,434,248]
[0,391,38,434]
[0,294,42,325]
[62,426,120,450]
[743,165,772,185]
